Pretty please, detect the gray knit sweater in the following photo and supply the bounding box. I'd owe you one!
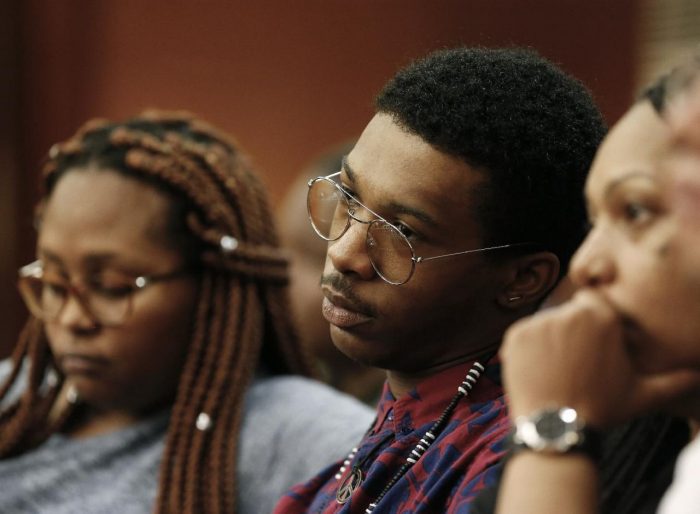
[0,362,375,514]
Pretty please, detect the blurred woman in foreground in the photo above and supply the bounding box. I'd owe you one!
[497,64,700,514]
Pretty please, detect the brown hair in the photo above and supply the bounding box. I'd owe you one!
[0,110,315,513]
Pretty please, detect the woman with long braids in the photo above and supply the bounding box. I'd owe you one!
[0,110,374,514]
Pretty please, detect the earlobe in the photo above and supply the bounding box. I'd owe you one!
[497,252,560,309]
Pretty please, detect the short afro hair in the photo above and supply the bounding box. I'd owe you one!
[376,47,606,274]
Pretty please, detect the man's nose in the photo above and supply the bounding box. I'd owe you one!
[326,220,376,281]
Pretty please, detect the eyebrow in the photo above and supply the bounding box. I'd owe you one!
[38,248,60,262]
[340,156,438,228]
[603,170,658,201]
[386,201,438,228]
[341,156,357,184]
[38,248,120,269]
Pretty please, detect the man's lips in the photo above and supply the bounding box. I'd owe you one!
[321,293,373,328]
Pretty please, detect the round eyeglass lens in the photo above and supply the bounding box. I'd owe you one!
[308,178,350,241]
[366,220,415,284]
[19,276,61,319]
[89,293,132,326]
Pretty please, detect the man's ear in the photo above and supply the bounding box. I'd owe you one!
[496,251,560,309]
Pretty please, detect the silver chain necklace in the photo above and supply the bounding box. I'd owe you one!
[335,359,488,513]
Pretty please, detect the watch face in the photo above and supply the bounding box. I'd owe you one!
[534,412,568,439]
[516,407,582,452]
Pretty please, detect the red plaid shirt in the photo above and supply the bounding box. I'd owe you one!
[273,358,509,514]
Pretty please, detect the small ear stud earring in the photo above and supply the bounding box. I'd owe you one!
[508,295,522,302]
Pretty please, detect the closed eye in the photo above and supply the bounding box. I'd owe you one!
[392,221,418,240]
[339,183,358,201]
[346,196,361,215]
[44,280,68,298]
[339,185,377,223]
[89,282,136,299]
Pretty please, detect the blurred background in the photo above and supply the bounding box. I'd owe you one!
[1,0,698,357]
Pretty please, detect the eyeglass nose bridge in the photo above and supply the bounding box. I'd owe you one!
[328,204,374,249]
[347,205,374,225]
[53,283,100,328]
[307,174,417,285]
[323,183,375,241]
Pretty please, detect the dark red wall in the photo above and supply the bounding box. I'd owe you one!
[2,0,641,356]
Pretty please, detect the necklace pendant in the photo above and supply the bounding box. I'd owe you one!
[336,466,363,504]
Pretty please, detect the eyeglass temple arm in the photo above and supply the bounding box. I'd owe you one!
[414,242,536,263]
[310,174,537,266]
[307,171,341,187]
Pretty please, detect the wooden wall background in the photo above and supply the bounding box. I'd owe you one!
[1,0,641,356]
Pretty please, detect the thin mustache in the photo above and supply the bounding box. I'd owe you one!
[320,273,377,317]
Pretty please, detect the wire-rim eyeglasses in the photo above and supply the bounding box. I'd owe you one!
[306,172,534,285]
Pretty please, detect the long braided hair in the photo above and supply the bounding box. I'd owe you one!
[0,110,315,513]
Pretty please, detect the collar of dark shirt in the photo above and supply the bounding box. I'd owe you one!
[372,356,503,435]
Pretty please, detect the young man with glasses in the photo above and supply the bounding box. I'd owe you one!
[273,47,606,514]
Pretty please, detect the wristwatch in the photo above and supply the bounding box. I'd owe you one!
[510,406,600,458]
